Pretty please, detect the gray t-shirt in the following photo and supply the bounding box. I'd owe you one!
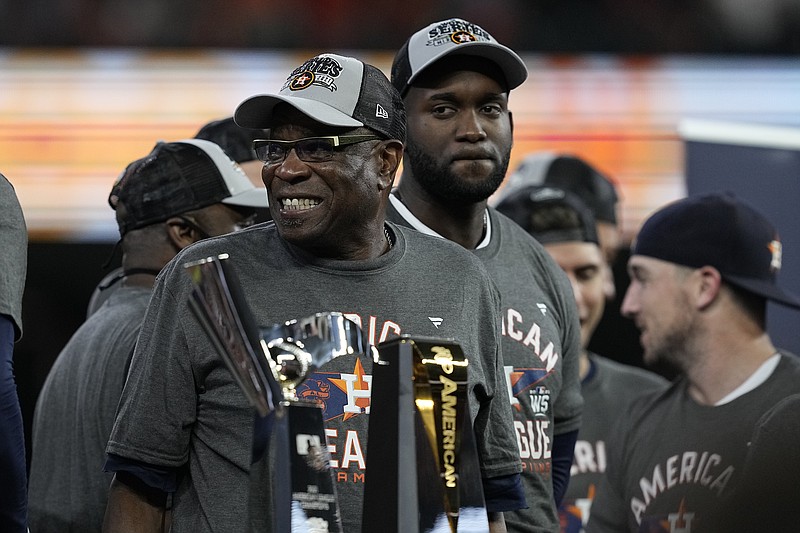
[28,286,152,533]
[388,203,584,533]
[558,354,668,533]
[106,222,521,533]
[0,174,27,339]
[713,392,800,532]
[587,352,800,532]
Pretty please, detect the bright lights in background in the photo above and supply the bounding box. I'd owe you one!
[1,49,798,242]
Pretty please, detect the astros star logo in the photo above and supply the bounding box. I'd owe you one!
[768,239,783,272]
[451,31,477,44]
[330,358,371,421]
[289,71,315,91]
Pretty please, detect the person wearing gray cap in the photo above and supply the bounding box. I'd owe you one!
[587,192,800,532]
[389,18,583,532]
[102,53,521,533]
[27,139,267,533]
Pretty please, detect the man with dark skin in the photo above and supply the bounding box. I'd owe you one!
[389,18,584,532]
[28,139,267,533]
[102,54,521,533]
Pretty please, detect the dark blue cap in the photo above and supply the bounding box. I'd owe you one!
[633,192,800,309]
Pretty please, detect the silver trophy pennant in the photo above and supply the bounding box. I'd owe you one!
[184,254,373,533]
[261,312,375,533]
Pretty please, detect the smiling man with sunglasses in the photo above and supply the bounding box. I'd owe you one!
[101,53,521,533]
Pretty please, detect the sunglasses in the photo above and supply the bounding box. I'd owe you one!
[253,135,382,164]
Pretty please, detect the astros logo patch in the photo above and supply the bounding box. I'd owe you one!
[289,71,315,91]
[282,55,344,93]
[451,30,477,45]
[768,239,783,272]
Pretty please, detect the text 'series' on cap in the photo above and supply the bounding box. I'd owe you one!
[234,54,406,143]
[391,17,528,97]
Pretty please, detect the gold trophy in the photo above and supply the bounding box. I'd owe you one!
[363,336,489,533]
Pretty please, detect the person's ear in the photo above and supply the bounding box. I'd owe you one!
[165,217,198,250]
[695,266,723,309]
[509,110,515,136]
[377,140,404,191]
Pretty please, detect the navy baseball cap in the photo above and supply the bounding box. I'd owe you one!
[496,185,599,245]
[391,18,528,97]
[234,54,406,142]
[109,139,268,236]
[501,153,619,224]
[633,192,800,309]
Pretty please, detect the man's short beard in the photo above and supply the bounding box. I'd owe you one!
[405,140,510,205]
[646,313,700,375]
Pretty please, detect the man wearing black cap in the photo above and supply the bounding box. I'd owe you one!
[498,153,621,299]
[496,186,667,532]
[389,18,583,532]
[587,192,800,532]
[28,139,267,533]
[85,117,271,318]
[102,53,521,533]
[194,116,266,188]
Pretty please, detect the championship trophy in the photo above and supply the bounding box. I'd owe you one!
[185,254,370,533]
[362,336,489,533]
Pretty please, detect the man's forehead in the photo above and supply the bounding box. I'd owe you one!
[270,106,325,132]
[270,107,361,138]
[408,55,509,95]
[545,241,603,265]
[628,254,676,274]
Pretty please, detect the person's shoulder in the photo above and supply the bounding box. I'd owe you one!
[489,208,563,265]
[392,223,496,285]
[0,173,25,221]
[490,208,542,245]
[181,222,275,260]
[159,223,274,285]
[778,351,800,370]
[0,172,15,194]
[591,354,670,388]
[393,222,484,262]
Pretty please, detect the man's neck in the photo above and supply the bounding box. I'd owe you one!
[394,178,487,249]
[685,331,777,405]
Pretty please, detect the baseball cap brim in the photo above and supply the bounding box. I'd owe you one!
[178,138,269,208]
[724,274,800,310]
[408,41,528,91]
[234,94,363,130]
[221,187,268,208]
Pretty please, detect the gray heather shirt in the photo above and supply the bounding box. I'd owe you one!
[106,222,521,533]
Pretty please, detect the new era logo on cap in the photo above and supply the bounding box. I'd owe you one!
[376,104,388,119]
